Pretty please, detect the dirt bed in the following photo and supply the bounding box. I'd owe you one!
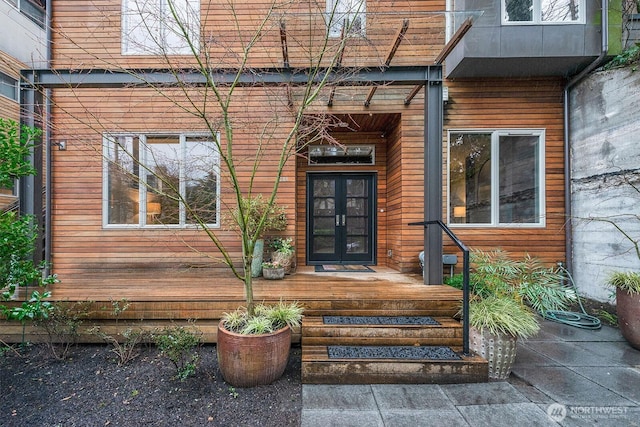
[1,344,302,427]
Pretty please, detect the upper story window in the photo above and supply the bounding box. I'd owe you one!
[503,0,583,24]
[4,0,45,27]
[103,133,219,228]
[326,0,366,38]
[122,0,200,55]
[0,72,18,101]
[448,130,545,227]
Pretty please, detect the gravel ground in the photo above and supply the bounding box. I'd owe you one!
[1,344,302,427]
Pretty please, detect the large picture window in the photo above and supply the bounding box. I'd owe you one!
[326,0,366,38]
[448,130,545,227]
[503,0,582,24]
[122,0,200,55]
[103,133,219,227]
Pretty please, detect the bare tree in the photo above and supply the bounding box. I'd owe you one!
[38,0,375,315]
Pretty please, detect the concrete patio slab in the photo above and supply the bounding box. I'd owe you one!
[511,366,637,407]
[301,409,383,427]
[457,402,557,427]
[380,409,469,426]
[570,366,640,404]
[440,382,530,406]
[301,321,640,427]
[370,384,455,410]
[302,384,378,410]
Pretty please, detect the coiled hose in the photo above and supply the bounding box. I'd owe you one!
[541,264,602,330]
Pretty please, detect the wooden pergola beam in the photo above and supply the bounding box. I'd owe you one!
[365,19,409,107]
[280,21,293,106]
[327,21,347,107]
[280,20,289,68]
[434,17,473,65]
[404,18,473,105]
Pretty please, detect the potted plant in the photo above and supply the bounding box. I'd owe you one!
[231,195,287,277]
[261,261,285,280]
[448,249,574,379]
[217,301,303,387]
[269,237,295,274]
[607,271,640,350]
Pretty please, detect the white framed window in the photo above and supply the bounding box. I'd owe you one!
[122,0,200,55]
[103,133,220,228]
[326,0,366,38]
[447,129,546,227]
[503,0,583,24]
[0,72,18,101]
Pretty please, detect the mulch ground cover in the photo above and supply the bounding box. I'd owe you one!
[1,344,302,427]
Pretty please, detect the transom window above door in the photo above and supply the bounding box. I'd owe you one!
[447,130,546,227]
[308,145,375,165]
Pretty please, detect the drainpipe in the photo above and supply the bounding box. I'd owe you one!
[563,0,609,274]
[44,0,53,273]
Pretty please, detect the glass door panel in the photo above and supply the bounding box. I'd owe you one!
[308,173,375,264]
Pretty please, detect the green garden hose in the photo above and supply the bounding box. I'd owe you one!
[541,265,602,330]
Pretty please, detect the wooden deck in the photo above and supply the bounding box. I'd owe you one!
[1,267,463,343]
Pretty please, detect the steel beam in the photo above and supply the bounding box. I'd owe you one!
[423,71,444,285]
[22,66,442,89]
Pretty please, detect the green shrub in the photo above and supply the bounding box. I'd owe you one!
[153,324,202,381]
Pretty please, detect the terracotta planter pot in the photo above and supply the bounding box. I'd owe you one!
[469,327,518,380]
[217,321,291,387]
[616,288,640,350]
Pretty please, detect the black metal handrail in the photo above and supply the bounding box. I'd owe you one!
[409,219,470,355]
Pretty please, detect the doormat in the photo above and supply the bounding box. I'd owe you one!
[315,265,374,272]
[327,345,461,360]
[323,316,440,325]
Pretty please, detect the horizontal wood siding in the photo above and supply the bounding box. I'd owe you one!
[50,86,297,277]
[443,78,566,265]
[45,2,567,284]
[0,51,22,121]
[51,0,447,69]
[385,116,403,270]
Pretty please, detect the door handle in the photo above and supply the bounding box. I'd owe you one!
[336,215,340,226]
[341,214,346,226]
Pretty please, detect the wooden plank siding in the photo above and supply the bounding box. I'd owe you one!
[442,78,567,265]
[50,0,447,69]
[44,1,567,290]
[49,86,298,276]
[0,51,22,122]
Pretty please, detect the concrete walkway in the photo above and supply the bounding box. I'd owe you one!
[301,319,640,426]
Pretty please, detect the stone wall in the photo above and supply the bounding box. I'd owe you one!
[570,66,640,301]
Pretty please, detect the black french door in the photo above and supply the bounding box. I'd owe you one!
[307,173,376,264]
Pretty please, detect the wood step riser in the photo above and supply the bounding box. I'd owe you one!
[302,361,488,384]
[303,337,463,347]
[301,346,488,384]
[303,308,459,317]
[302,316,463,347]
